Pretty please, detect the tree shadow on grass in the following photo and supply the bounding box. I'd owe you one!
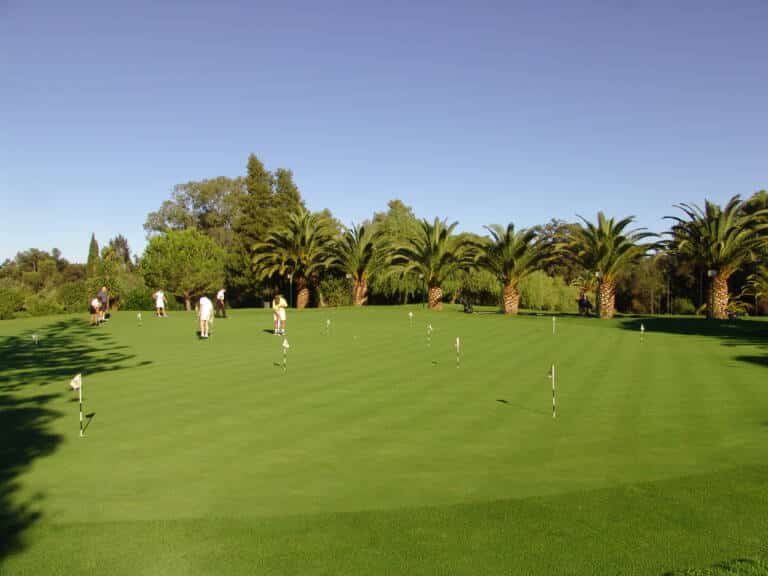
[619,317,768,369]
[661,556,768,575]
[0,317,143,566]
[733,355,768,370]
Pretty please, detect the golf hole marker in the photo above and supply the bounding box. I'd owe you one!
[552,316,556,336]
[282,338,290,372]
[325,318,331,335]
[408,311,414,327]
[640,322,645,343]
[455,336,461,368]
[70,373,85,437]
[547,364,556,419]
[426,323,433,348]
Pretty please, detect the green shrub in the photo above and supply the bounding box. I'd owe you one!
[519,272,579,312]
[57,281,88,313]
[24,293,63,317]
[672,297,696,315]
[318,276,351,307]
[0,286,25,319]
[121,287,154,311]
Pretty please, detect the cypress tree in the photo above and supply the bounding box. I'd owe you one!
[86,233,100,277]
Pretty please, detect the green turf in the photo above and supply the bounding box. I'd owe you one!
[1,307,767,575]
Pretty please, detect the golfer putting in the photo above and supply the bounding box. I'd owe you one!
[272,293,288,335]
[198,294,213,339]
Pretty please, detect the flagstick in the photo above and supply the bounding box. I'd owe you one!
[282,338,290,372]
[79,379,85,438]
[552,363,556,419]
[427,324,433,348]
[640,322,645,344]
[552,316,556,336]
[455,337,461,368]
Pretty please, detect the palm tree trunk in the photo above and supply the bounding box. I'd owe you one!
[428,286,443,310]
[711,273,729,320]
[353,279,368,306]
[502,284,520,315]
[598,279,616,319]
[295,277,310,309]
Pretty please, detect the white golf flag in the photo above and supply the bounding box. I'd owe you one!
[70,373,82,391]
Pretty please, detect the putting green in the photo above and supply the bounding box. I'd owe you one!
[1,307,767,575]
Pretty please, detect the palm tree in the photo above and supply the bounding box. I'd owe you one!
[392,218,476,310]
[746,265,768,301]
[568,212,655,319]
[476,223,546,315]
[667,196,768,319]
[252,208,336,309]
[334,223,382,306]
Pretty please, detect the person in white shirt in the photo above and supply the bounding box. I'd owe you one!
[272,293,288,335]
[153,290,167,317]
[215,288,226,318]
[89,297,101,326]
[198,295,214,338]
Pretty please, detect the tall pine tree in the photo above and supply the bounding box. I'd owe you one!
[86,233,100,277]
[230,154,276,302]
[239,153,275,244]
[274,168,305,216]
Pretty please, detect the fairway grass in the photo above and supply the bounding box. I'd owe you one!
[1,307,767,574]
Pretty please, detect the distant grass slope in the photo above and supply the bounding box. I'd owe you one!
[1,307,767,575]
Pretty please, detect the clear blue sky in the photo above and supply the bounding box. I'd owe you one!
[1,0,766,263]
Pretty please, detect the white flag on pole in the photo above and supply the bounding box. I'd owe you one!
[70,373,82,391]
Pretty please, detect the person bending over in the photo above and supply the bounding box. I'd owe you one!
[198,295,214,339]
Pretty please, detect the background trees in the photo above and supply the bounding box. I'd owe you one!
[252,209,337,309]
[334,224,381,306]
[140,229,225,310]
[368,200,422,304]
[476,223,546,315]
[667,196,768,319]
[2,151,765,320]
[567,213,656,319]
[391,218,476,310]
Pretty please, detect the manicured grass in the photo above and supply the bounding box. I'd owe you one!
[1,307,767,575]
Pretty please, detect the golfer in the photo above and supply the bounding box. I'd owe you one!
[198,294,214,339]
[89,297,101,326]
[215,288,226,318]
[153,289,167,317]
[272,293,288,335]
[97,286,109,323]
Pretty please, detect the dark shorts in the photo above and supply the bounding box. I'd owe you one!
[90,306,98,314]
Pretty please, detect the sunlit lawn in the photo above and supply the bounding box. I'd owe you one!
[1,307,767,575]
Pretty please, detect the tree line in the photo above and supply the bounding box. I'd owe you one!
[1,153,767,320]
